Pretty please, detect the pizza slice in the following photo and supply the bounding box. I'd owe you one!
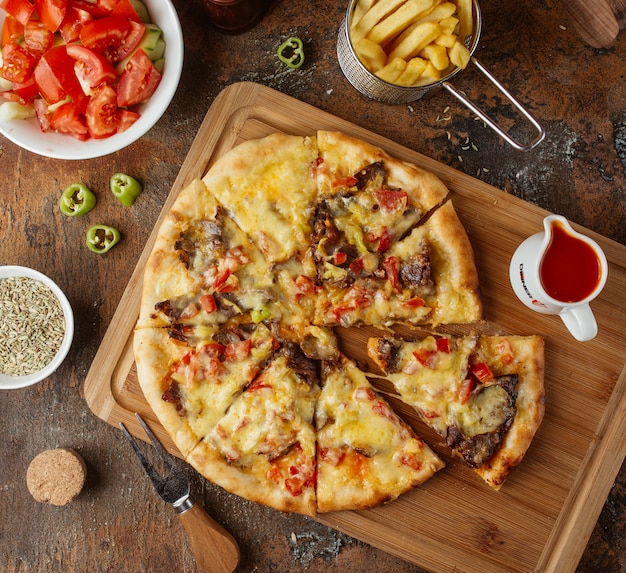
[134,319,279,457]
[388,200,482,326]
[367,334,545,489]
[316,131,449,213]
[201,133,319,263]
[137,179,275,329]
[315,355,444,512]
[186,345,320,516]
[308,198,482,328]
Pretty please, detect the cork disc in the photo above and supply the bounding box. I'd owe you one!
[26,448,87,506]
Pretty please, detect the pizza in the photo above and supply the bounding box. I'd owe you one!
[316,355,444,512]
[133,131,545,516]
[367,334,545,490]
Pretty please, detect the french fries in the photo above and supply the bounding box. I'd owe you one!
[350,0,473,87]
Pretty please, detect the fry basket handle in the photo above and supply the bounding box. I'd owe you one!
[443,57,545,152]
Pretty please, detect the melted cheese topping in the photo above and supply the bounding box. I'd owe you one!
[387,336,477,436]
[203,135,319,263]
[173,323,277,439]
[316,358,442,490]
[209,355,319,467]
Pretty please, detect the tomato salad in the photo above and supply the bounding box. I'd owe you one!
[0,0,165,140]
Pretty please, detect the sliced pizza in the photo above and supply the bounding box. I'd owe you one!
[308,198,482,328]
[315,355,444,512]
[201,133,319,263]
[137,179,275,330]
[186,347,320,516]
[367,334,545,489]
[468,335,546,489]
[134,319,279,457]
[385,200,482,326]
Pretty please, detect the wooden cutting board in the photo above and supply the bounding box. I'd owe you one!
[84,82,626,573]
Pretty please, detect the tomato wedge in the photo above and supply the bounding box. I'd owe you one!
[79,15,143,62]
[117,48,161,107]
[85,83,119,138]
[69,0,109,18]
[33,44,84,103]
[116,108,139,132]
[0,42,35,83]
[50,99,88,140]
[11,77,39,102]
[33,96,51,131]
[1,14,24,46]
[24,21,55,57]
[58,4,92,43]
[2,0,35,25]
[66,43,116,93]
[34,0,67,32]
[79,15,129,61]
[109,0,142,22]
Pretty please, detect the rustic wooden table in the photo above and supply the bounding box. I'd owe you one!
[1,0,624,571]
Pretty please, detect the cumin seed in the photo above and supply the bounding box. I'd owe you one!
[0,276,66,376]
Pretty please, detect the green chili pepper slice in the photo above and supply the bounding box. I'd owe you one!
[251,303,273,324]
[110,173,143,207]
[86,225,121,254]
[59,183,97,216]
[277,37,304,69]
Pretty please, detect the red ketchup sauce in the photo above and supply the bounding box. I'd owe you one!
[539,220,601,303]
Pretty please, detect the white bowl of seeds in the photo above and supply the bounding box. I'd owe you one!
[0,266,74,389]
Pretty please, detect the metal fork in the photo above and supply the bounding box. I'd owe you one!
[120,413,240,573]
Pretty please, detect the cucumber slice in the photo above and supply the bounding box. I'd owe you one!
[153,58,165,74]
[150,37,166,61]
[130,0,151,23]
[48,96,71,112]
[0,101,35,121]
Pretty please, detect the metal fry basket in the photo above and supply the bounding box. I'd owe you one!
[337,0,545,151]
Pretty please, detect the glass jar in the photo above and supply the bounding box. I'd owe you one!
[202,0,265,34]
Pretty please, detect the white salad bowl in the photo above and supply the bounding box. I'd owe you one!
[0,0,184,160]
[0,266,74,389]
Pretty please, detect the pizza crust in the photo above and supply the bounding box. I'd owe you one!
[317,131,449,214]
[186,438,317,516]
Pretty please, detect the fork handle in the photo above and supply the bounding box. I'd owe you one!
[177,502,240,573]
